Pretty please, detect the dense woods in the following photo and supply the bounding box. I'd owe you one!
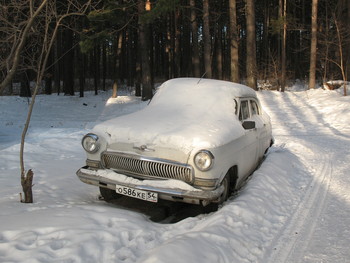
[1,0,349,98]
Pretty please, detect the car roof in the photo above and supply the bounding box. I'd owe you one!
[94,78,256,151]
[159,78,257,99]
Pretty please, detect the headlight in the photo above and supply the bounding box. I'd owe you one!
[82,133,100,153]
[194,150,214,171]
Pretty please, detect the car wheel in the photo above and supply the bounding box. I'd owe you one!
[99,187,122,201]
[203,173,231,212]
[218,173,231,204]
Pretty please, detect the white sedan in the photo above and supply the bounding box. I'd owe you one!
[76,78,273,206]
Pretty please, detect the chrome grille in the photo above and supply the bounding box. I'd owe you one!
[101,151,194,184]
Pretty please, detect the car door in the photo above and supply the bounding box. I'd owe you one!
[238,98,259,177]
[249,99,267,158]
[249,99,270,159]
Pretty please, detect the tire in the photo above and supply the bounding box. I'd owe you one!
[203,173,232,212]
[218,173,231,204]
[99,187,122,202]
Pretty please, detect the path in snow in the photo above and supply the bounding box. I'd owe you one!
[259,90,350,263]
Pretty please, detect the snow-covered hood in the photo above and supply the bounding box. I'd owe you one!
[93,104,245,153]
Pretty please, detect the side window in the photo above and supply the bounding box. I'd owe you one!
[234,99,238,115]
[250,100,260,116]
[239,100,250,121]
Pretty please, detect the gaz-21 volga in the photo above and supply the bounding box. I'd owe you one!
[76,78,273,206]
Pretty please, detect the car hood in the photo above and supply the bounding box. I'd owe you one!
[93,102,245,154]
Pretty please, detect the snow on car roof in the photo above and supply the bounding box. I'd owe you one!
[151,78,257,107]
[94,78,256,151]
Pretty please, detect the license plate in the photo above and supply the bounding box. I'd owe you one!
[115,184,158,202]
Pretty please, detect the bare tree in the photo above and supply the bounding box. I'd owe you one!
[0,0,96,203]
[0,0,48,95]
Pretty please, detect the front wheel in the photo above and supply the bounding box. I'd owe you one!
[99,187,122,202]
[203,173,232,212]
[217,173,231,205]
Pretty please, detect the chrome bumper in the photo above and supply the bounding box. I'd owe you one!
[76,167,224,205]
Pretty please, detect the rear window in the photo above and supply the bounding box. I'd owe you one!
[250,100,260,115]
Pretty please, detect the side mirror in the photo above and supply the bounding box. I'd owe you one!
[242,121,256,130]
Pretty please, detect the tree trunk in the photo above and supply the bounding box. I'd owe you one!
[262,0,270,81]
[78,47,85,97]
[45,50,53,95]
[120,30,128,82]
[281,0,287,92]
[21,169,34,203]
[127,27,136,87]
[322,6,329,83]
[93,45,100,95]
[166,14,175,78]
[346,0,350,81]
[308,0,318,89]
[334,17,347,96]
[138,0,152,100]
[135,27,141,97]
[102,42,107,91]
[229,0,239,82]
[277,0,283,91]
[174,10,181,77]
[112,80,118,98]
[203,0,212,78]
[111,32,123,98]
[20,71,31,97]
[190,0,200,77]
[214,27,223,80]
[182,7,191,77]
[54,30,61,95]
[63,28,74,95]
[45,74,52,95]
[245,0,257,90]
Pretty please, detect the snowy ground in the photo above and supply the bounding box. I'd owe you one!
[0,84,349,263]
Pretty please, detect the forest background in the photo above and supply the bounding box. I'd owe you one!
[0,0,349,100]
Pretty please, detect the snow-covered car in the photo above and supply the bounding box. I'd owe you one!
[76,78,273,206]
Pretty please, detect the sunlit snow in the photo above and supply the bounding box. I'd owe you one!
[0,82,349,262]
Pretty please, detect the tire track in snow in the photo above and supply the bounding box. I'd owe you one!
[258,90,346,262]
[265,153,333,263]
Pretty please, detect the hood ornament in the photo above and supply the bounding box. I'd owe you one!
[133,144,155,152]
